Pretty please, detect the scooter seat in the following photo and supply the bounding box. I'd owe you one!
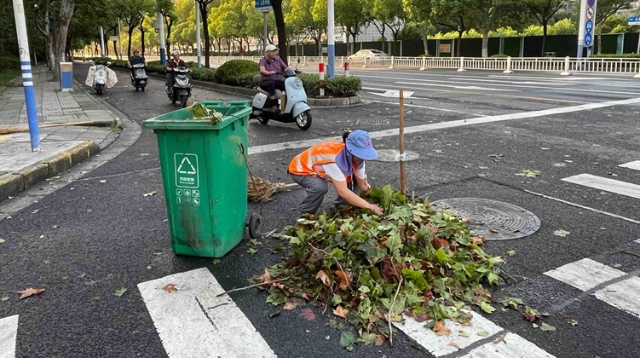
[255,88,285,98]
[256,87,269,95]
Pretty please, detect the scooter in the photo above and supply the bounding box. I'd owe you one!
[89,60,110,96]
[250,68,312,131]
[166,66,192,108]
[130,63,148,92]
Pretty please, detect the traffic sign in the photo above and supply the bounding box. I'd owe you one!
[586,7,594,20]
[629,16,640,26]
[586,20,593,32]
[255,0,272,12]
[585,33,593,46]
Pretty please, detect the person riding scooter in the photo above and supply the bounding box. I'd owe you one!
[127,49,146,77]
[166,50,186,92]
[259,45,294,112]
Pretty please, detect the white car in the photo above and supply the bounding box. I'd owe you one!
[347,49,389,61]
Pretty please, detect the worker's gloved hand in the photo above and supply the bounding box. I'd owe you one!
[368,203,384,216]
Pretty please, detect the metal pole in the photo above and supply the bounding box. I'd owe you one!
[100,26,105,57]
[196,0,201,68]
[118,18,124,60]
[157,1,166,65]
[12,0,40,152]
[327,0,335,78]
[399,88,406,195]
[263,12,268,53]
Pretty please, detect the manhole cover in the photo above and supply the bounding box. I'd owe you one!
[431,198,541,241]
[356,118,391,126]
[375,149,420,162]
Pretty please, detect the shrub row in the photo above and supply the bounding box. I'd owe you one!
[0,56,21,71]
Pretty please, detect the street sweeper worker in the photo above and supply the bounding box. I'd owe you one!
[288,130,384,216]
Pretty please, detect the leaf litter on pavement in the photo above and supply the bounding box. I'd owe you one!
[113,288,127,297]
[254,185,505,346]
[18,288,45,299]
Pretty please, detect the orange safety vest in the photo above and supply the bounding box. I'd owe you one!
[289,142,351,180]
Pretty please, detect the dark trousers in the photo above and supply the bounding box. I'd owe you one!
[260,80,285,97]
[290,174,357,214]
[165,73,174,88]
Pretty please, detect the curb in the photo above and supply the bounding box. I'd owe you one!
[0,140,100,200]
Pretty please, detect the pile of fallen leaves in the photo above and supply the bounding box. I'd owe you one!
[186,102,224,124]
[256,185,504,345]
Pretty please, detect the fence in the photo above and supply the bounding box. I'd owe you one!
[142,55,640,75]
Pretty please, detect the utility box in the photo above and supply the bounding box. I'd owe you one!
[60,62,73,92]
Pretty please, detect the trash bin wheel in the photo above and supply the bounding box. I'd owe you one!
[248,213,262,239]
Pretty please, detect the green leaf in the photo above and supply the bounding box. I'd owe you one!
[507,250,515,257]
[434,248,451,263]
[330,248,344,259]
[385,233,403,253]
[553,230,570,237]
[340,331,356,348]
[459,331,469,337]
[479,301,496,314]
[332,294,343,305]
[402,268,431,291]
[1,296,9,302]
[388,205,413,221]
[358,286,371,294]
[289,237,301,245]
[273,244,282,251]
[540,322,556,332]
[0,238,5,244]
[477,331,489,337]
[532,323,539,328]
[248,248,258,255]
[487,272,499,285]
[568,319,578,326]
[113,288,127,297]
[212,259,221,265]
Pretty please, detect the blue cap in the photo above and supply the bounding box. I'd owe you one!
[346,130,378,160]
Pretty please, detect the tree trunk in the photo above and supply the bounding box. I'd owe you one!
[128,29,134,57]
[315,38,321,56]
[380,24,386,52]
[54,0,75,79]
[422,35,429,56]
[481,29,489,58]
[45,37,55,70]
[198,3,211,68]
[271,0,288,65]
[541,21,548,57]
[597,25,602,55]
[457,31,463,57]
[140,27,146,57]
[165,17,173,55]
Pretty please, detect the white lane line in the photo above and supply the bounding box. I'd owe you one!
[635,239,640,244]
[544,258,625,291]
[619,161,640,171]
[248,96,640,155]
[138,268,276,358]
[594,277,640,319]
[394,311,502,356]
[448,77,572,86]
[0,315,19,358]
[461,332,556,358]
[367,99,488,117]
[562,174,640,200]
[395,81,517,92]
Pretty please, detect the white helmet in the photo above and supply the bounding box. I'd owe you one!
[172,50,180,56]
[265,44,277,52]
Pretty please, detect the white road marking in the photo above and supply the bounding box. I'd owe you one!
[562,174,640,199]
[0,315,19,358]
[138,268,276,358]
[594,277,640,319]
[448,77,572,86]
[395,81,517,92]
[619,161,640,171]
[248,97,640,155]
[635,239,640,244]
[544,258,625,291]
[367,89,415,98]
[461,332,556,358]
[394,311,502,357]
[368,99,488,117]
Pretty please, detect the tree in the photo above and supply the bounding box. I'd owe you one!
[287,0,325,55]
[518,0,568,56]
[158,0,177,54]
[431,0,477,57]
[270,0,289,64]
[469,0,517,58]
[403,0,432,55]
[336,0,371,55]
[595,0,630,54]
[365,0,405,52]
[195,0,219,67]
[548,17,576,35]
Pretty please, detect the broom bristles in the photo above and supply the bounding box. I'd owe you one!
[248,177,290,202]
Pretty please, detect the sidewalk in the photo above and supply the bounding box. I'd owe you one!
[0,66,119,201]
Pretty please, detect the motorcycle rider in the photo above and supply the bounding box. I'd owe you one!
[165,50,187,92]
[259,44,294,112]
[127,49,147,77]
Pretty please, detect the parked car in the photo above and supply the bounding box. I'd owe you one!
[347,49,389,61]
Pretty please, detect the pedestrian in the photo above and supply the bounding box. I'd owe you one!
[288,130,384,216]
[259,44,293,112]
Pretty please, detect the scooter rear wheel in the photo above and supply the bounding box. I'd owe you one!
[295,110,312,131]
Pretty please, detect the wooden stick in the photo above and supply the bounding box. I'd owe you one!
[399,89,407,195]
[0,121,106,135]
[215,277,290,297]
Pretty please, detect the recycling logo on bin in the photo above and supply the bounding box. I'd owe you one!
[175,153,199,189]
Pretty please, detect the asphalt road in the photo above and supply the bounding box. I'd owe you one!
[1,64,639,358]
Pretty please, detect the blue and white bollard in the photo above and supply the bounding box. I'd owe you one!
[12,0,40,152]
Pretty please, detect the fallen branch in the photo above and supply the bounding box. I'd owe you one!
[215,277,291,297]
[388,277,403,346]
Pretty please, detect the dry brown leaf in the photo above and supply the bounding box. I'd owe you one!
[448,342,459,348]
[335,270,353,291]
[301,293,311,300]
[374,335,385,346]
[333,305,349,318]
[494,332,507,344]
[258,269,271,284]
[316,270,331,286]
[300,308,316,321]
[18,288,45,299]
[162,283,179,293]
[434,321,451,336]
[284,300,298,310]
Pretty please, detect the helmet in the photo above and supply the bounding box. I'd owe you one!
[172,50,180,56]
[265,44,277,52]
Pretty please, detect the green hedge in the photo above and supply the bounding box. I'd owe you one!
[490,54,510,58]
[590,54,640,58]
[0,56,20,71]
[190,67,217,81]
[324,76,362,97]
[214,60,259,86]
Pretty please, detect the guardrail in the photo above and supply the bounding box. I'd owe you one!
[141,55,640,76]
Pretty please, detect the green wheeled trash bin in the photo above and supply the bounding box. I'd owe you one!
[142,101,261,258]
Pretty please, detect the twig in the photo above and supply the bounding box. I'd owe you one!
[308,244,354,294]
[215,277,290,297]
[388,277,403,346]
[208,302,230,310]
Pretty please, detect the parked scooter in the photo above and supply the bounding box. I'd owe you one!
[250,68,312,130]
[88,60,110,96]
[130,63,148,92]
[166,66,192,108]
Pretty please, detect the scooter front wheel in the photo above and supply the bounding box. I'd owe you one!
[295,110,312,131]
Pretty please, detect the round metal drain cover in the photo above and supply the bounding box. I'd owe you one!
[431,198,541,241]
[375,149,420,162]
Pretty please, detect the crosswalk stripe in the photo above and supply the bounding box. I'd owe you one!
[544,258,625,291]
[460,332,556,358]
[138,268,276,358]
[619,161,640,171]
[593,277,640,319]
[0,315,19,358]
[561,174,640,199]
[394,311,555,357]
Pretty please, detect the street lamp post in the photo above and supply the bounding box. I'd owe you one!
[12,0,40,152]
[196,0,201,68]
[327,0,335,78]
[100,26,105,57]
[156,0,166,64]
